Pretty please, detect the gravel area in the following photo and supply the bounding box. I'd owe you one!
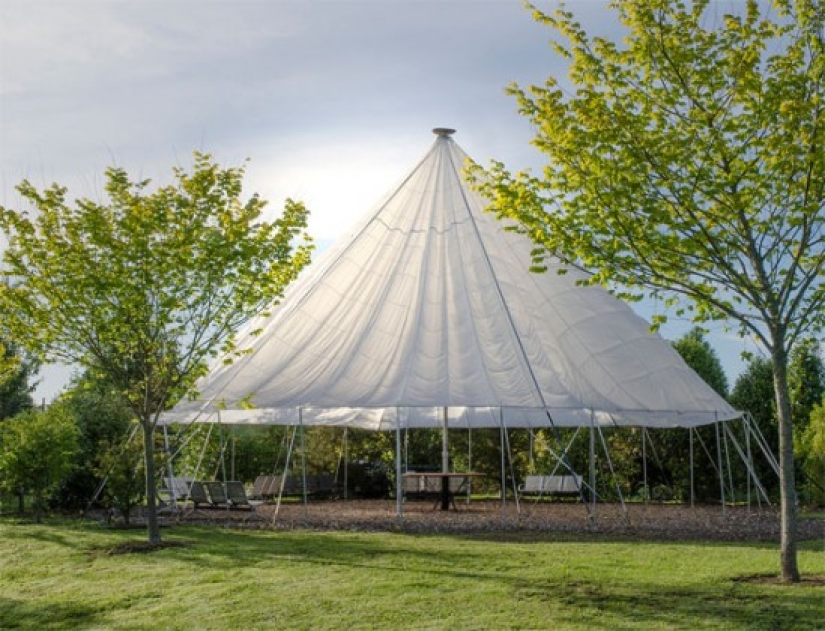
[161,499,824,542]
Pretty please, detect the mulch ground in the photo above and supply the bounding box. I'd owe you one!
[147,499,825,543]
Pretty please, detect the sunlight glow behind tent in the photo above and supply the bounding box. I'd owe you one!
[166,130,740,430]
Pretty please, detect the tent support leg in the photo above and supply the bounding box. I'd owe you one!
[745,418,752,509]
[343,428,349,501]
[396,408,403,518]
[589,412,597,528]
[715,420,726,516]
[598,424,627,521]
[502,410,519,515]
[690,428,695,508]
[500,418,506,510]
[642,428,649,503]
[300,409,308,513]
[466,425,473,504]
[275,425,298,516]
[723,421,771,506]
[441,407,450,510]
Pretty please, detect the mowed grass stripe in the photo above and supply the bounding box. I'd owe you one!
[0,519,822,629]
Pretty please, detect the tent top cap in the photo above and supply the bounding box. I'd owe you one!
[433,127,456,137]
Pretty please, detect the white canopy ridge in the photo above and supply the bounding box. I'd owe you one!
[166,129,740,430]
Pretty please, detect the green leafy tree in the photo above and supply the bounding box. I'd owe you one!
[57,371,134,509]
[0,339,37,420]
[95,434,146,525]
[729,356,781,499]
[788,339,825,500]
[0,404,80,521]
[798,401,825,505]
[472,0,824,582]
[672,328,728,398]
[0,153,312,543]
[789,339,825,434]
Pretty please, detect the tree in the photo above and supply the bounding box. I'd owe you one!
[672,328,728,398]
[56,371,134,510]
[0,153,312,543]
[0,404,80,521]
[788,339,825,501]
[0,339,37,420]
[789,339,825,433]
[798,400,825,505]
[95,435,146,525]
[471,1,824,581]
[729,356,781,499]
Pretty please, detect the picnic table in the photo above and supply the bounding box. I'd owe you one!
[402,471,486,510]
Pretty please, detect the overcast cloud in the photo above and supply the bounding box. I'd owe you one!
[0,0,754,399]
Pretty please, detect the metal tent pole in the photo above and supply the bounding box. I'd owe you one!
[745,418,752,509]
[723,421,735,505]
[441,406,450,510]
[723,421,771,506]
[589,411,597,527]
[396,407,403,517]
[598,424,627,519]
[715,419,727,516]
[500,413,506,510]
[502,408,520,514]
[642,427,649,503]
[300,408,308,510]
[466,422,473,503]
[274,425,298,516]
[690,428,695,508]
[344,427,349,501]
[230,426,236,482]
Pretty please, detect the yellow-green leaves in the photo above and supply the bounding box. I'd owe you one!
[475,0,825,354]
[0,152,313,420]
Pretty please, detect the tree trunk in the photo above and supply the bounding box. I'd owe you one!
[142,418,161,544]
[772,346,800,582]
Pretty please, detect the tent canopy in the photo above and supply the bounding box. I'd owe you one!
[166,129,739,430]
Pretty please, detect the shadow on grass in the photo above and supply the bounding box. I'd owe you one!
[508,577,823,629]
[0,597,99,629]
[159,526,824,629]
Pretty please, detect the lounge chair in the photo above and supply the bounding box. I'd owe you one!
[188,481,212,509]
[250,475,271,500]
[161,476,193,503]
[203,481,230,507]
[226,481,265,510]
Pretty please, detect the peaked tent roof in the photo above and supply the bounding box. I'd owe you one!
[167,129,739,430]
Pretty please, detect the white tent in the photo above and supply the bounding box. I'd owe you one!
[166,129,739,431]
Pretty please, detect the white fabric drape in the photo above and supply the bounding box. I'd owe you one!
[165,131,739,430]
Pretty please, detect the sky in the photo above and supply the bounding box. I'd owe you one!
[1,0,758,402]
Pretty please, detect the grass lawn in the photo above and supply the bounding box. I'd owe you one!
[0,518,823,630]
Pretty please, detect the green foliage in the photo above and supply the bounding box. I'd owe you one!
[729,356,780,498]
[798,401,825,505]
[730,357,776,429]
[0,404,80,520]
[0,152,313,542]
[788,340,825,503]
[94,434,145,524]
[0,340,37,420]
[789,339,825,435]
[672,328,728,398]
[470,0,824,581]
[56,372,134,509]
[0,152,312,419]
[471,1,825,348]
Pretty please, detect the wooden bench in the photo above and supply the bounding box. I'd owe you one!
[518,474,583,498]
